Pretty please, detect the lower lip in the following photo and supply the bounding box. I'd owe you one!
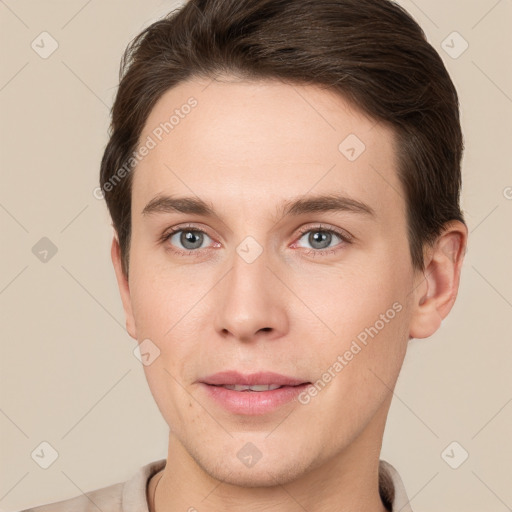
[200,383,312,415]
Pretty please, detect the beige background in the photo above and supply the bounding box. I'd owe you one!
[1,1,511,511]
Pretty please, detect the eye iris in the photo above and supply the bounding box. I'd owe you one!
[181,230,203,249]
[309,231,331,250]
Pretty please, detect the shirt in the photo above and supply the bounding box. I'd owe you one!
[18,458,413,512]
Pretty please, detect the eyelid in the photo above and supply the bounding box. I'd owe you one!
[161,223,213,240]
[294,223,354,243]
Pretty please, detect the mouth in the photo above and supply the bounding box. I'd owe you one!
[208,383,306,391]
[199,378,312,415]
[200,370,309,387]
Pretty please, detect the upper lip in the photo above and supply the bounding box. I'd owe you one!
[200,371,309,386]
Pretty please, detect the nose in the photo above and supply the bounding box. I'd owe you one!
[213,247,289,343]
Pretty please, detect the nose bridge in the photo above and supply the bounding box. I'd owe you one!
[214,242,287,341]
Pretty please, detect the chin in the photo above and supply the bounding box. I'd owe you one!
[206,457,310,488]
[193,436,318,488]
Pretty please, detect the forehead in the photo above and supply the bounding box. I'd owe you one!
[132,76,403,223]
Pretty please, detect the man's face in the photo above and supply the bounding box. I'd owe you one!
[119,77,420,486]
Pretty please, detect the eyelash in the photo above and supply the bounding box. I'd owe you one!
[160,223,352,257]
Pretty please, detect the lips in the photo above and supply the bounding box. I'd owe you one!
[200,370,309,387]
[199,371,312,414]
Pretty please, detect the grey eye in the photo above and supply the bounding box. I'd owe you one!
[169,230,211,250]
[297,230,341,250]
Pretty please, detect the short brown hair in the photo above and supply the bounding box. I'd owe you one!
[100,0,465,277]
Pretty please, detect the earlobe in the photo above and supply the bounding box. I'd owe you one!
[409,221,468,339]
[111,234,138,339]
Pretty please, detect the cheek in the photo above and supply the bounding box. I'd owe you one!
[128,246,191,337]
[294,254,412,398]
[294,253,408,339]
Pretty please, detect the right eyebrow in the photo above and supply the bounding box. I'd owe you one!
[142,195,216,217]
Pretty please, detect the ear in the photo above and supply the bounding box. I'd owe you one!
[111,233,137,340]
[409,220,468,339]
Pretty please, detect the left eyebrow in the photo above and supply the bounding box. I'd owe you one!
[141,193,376,220]
[280,193,375,218]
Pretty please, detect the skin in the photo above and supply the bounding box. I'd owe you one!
[111,76,467,512]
